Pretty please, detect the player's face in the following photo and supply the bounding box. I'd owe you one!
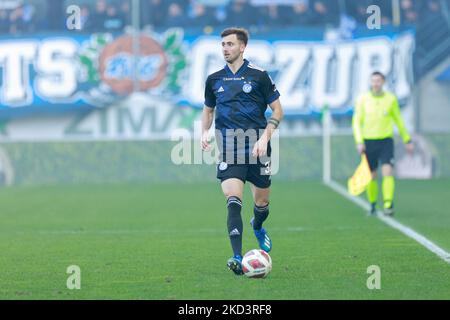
[221,34,245,64]
[370,75,385,93]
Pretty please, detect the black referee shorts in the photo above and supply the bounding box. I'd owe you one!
[364,138,394,172]
[216,161,272,189]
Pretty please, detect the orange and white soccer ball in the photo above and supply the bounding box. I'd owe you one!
[242,249,272,278]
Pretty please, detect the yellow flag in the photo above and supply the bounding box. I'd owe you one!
[347,154,372,196]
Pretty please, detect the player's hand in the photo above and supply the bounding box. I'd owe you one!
[405,141,414,155]
[252,137,268,158]
[357,143,365,155]
[201,131,211,151]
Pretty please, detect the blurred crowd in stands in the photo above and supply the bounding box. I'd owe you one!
[0,0,449,34]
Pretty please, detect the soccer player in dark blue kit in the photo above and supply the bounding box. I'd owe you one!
[201,28,284,275]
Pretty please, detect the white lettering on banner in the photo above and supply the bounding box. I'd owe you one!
[0,39,78,106]
[0,32,415,142]
[243,40,272,70]
[187,38,221,106]
[0,41,37,106]
[312,43,355,109]
[332,43,355,107]
[188,33,414,113]
[0,33,414,117]
[393,34,415,99]
[35,39,78,99]
[273,43,309,111]
[311,44,333,110]
[355,37,392,93]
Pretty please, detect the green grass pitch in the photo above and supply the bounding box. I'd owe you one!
[0,179,449,299]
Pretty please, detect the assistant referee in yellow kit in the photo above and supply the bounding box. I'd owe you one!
[352,71,414,216]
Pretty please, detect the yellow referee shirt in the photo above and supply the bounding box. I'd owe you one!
[352,91,411,145]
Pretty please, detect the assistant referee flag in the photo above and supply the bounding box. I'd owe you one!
[348,154,372,196]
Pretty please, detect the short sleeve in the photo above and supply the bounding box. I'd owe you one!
[204,76,216,108]
[261,71,280,105]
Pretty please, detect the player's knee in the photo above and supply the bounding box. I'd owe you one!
[224,192,242,201]
[253,188,270,207]
[381,165,393,177]
[223,186,243,200]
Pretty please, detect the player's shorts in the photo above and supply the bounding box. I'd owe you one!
[216,161,271,189]
[364,138,394,171]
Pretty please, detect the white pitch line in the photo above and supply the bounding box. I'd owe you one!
[326,179,450,265]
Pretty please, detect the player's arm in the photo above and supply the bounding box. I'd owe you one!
[352,95,365,154]
[253,71,283,157]
[202,76,216,151]
[264,98,283,142]
[201,105,214,151]
[253,98,283,157]
[391,97,414,154]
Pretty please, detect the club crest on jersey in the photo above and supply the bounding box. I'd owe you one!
[242,83,252,93]
[219,162,228,171]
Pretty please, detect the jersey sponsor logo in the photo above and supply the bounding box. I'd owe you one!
[223,77,245,81]
[242,83,252,93]
[217,86,224,93]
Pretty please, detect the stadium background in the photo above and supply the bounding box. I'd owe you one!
[0,0,449,185]
[0,0,450,300]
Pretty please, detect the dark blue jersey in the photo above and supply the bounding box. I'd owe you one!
[204,59,280,163]
[204,59,280,131]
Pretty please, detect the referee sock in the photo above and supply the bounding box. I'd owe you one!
[382,176,395,208]
[366,179,378,204]
[253,203,269,230]
[227,196,243,257]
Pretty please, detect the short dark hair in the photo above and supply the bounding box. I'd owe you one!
[220,27,249,46]
[371,71,386,80]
